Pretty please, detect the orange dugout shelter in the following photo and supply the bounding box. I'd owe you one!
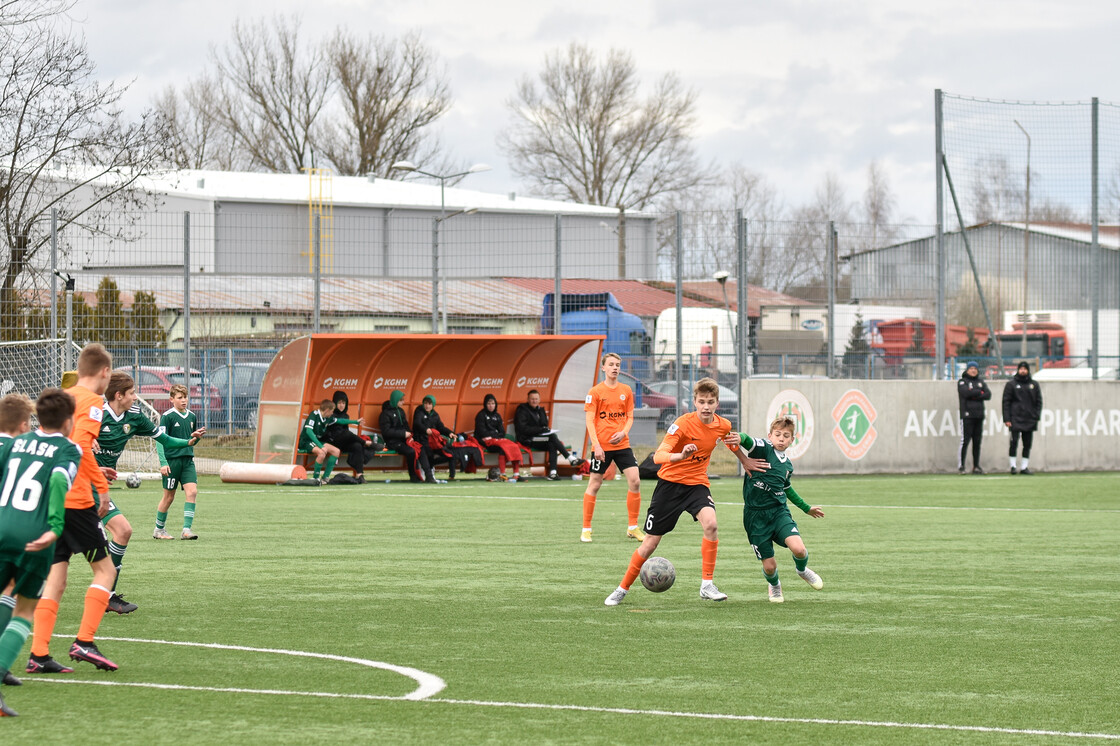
[254,334,605,468]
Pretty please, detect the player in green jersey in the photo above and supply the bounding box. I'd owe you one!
[0,389,80,716]
[0,393,36,689]
[153,384,205,540]
[95,372,202,611]
[726,415,825,603]
[298,400,346,484]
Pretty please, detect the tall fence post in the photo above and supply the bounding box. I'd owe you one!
[64,276,74,372]
[183,211,191,380]
[431,217,439,333]
[50,208,58,381]
[1091,97,1100,379]
[554,214,562,335]
[313,213,322,335]
[735,210,747,476]
[828,220,837,378]
[675,211,683,418]
[934,89,946,380]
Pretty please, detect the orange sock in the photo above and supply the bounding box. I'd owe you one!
[626,490,641,526]
[701,537,718,580]
[582,492,596,529]
[31,598,59,657]
[77,585,112,642]
[621,550,645,590]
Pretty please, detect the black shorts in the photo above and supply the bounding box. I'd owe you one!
[589,447,638,475]
[643,479,716,536]
[53,506,110,565]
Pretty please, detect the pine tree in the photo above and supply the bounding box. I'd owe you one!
[131,291,167,346]
[841,313,870,377]
[95,277,129,345]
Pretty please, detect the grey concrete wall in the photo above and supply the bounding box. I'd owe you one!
[741,379,1120,474]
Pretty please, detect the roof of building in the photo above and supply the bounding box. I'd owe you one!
[127,169,646,218]
[57,275,810,320]
[673,280,812,316]
[847,221,1120,258]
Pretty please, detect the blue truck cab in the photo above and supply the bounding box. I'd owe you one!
[542,293,653,398]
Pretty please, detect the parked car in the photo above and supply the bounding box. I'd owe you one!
[647,380,740,430]
[207,362,270,430]
[116,366,222,420]
[612,371,680,430]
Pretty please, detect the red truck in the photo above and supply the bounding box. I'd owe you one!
[872,319,989,365]
[988,322,1069,368]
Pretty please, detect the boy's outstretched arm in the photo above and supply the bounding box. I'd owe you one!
[787,485,825,517]
[723,432,769,473]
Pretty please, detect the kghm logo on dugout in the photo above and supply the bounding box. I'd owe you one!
[831,389,877,461]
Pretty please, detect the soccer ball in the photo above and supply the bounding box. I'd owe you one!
[125,473,142,489]
[639,556,676,593]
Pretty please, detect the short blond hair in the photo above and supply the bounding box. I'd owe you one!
[601,352,622,366]
[168,383,189,399]
[0,393,34,433]
[692,377,719,399]
[769,416,796,435]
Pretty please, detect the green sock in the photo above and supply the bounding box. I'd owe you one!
[764,569,780,586]
[314,463,321,478]
[0,594,14,633]
[108,538,126,591]
[184,501,196,530]
[0,616,31,677]
[323,455,337,481]
[156,510,168,530]
[793,552,809,572]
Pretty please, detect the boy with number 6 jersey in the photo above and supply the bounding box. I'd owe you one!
[725,416,825,603]
[581,352,643,543]
[0,389,80,716]
[604,378,768,607]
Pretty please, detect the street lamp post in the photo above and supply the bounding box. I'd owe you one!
[390,161,491,333]
[1013,120,1031,360]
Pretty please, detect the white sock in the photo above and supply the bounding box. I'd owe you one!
[628,525,638,531]
[1021,458,1029,469]
[1010,456,1018,469]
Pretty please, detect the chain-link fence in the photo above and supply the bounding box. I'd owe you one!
[2,95,1119,470]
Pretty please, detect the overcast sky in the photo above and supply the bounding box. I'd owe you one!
[78,0,1120,223]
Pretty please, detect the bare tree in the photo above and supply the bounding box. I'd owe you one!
[0,6,168,339]
[501,43,708,210]
[0,0,71,27]
[209,16,333,173]
[320,30,451,177]
[155,78,248,171]
[859,159,901,250]
[970,155,1024,223]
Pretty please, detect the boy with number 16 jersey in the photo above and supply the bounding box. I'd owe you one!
[0,389,80,715]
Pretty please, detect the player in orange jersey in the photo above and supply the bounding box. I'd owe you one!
[580,353,644,543]
[604,377,767,606]
[27,344,119,674]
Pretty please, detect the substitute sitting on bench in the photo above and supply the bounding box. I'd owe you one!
[514,389,584,480]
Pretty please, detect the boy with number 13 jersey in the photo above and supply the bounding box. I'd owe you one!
[581,353,643,543]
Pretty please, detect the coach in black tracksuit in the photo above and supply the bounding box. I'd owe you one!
[957,361,992,474]
[1002,361,1042,475]
[380,389,434,483]
[514,389,583,479]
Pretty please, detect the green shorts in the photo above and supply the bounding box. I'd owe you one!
[101,498,122,525]
[743,505,800,561]
[0,547,53,599]
[163,456,198,491]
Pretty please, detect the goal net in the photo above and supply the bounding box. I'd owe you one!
[0,338,162,478]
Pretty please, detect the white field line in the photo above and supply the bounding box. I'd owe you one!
[69,636,445,700]
[201,486,1120,514]
[27,678,1120,741]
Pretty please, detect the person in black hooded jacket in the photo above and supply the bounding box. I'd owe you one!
[379,389,434,483]
[324,390,367,481]
[413,394,455,480]
[957,361,991,474]
[1002,361,1042,475]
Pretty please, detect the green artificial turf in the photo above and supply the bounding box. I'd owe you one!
[4,471,1118,744]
